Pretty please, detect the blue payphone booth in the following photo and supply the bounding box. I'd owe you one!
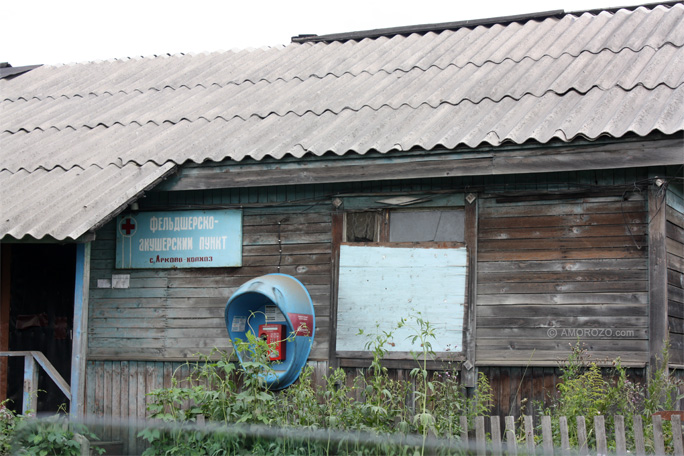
[224,274,315,390]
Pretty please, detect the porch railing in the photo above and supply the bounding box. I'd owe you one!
[0,351,71,415]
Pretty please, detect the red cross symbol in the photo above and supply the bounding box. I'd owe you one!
[120,217,136,236]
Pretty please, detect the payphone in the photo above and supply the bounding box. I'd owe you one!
[224,274,315,390]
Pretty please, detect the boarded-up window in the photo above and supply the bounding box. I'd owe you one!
[336,245,466,353]
[337,208,467,355]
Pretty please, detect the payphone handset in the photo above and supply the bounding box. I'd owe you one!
[258,324,286,361]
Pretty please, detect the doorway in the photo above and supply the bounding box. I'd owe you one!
[1,244,76,413]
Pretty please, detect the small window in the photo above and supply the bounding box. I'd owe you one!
[345,212,380,242]
[389,210,464,242]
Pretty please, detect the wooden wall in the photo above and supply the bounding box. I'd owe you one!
[476,192,650,366]
[83,167,682,451]
[89,207,332,361]
[667,189,684,366]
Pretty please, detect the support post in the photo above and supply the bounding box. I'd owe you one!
[70,243,90,419]
[0,245,10,402]
[648,185,669,376]
[22,355,38,415]
[463,193,478,387]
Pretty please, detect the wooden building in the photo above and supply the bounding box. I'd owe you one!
[1,2,683,453]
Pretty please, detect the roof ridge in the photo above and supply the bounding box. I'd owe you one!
[292,2,682,44]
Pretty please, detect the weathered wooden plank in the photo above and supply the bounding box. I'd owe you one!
[103,361,113,441]
[460,416,469,445]
[478,316,648,328]
[478,280,648,294]
[478,248,646,262]
[477,292,648,305]
[595,415,607,456]
[478,258,648,273]
[669,316,684,334]
[479,269,647,283]
[477,339,647,352]
[541,416,553,456]
[653,414,666,456]
[669,268,684,288]
[576,416,588,456]
[667,221,684,244]
[634,415,646,456]
[504,416,517,455]
[242,222,331,234]
[614,415,627,455]
[475,415,486,456]
[464,196,478,387]
[667,205,684,230]
[479,224,648,240]
[651,186,671,374]
[243,232,330,245]
[668,237,684,259]
[243,212,330,226]
[479,200,646,218]
[480,236,647,252]
[119,361,129,446]
[243,243,331,256]
[476,350,646,366]
[479,213,647,230]
[559,416,570,456]
[671,284,684,304]
[477,305,647,318]
[490,416,502,456]
[672,415,684,456]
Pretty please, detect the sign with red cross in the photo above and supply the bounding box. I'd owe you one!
[119,217,137,237]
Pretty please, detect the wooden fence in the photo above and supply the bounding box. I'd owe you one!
[462,413,684,455]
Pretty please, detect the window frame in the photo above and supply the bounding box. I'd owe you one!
[331,201,477,371]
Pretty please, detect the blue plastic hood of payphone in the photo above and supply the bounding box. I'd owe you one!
[224,274,315,390]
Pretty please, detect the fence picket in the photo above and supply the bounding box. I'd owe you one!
[475,415,486,456]
[595,415,607,456]
[541,416,553,456]
[614,415,627,455]
[505,415,517,456]
[460,415,468,446]
[490,415,502,456]
[524,415,535,454]
[672,415,684,456]
[447,414,684,455]
[633,415,646,456]
[577,416,589,456]
[653,414,665,456]
[559,416,571,456]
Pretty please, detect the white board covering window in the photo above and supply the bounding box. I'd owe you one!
[336,244,467,354]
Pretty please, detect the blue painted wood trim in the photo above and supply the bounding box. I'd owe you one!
[70,242,90,419]
[22,355,38,415]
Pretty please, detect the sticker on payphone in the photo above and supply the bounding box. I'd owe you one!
[265,305,286,322]
[231,316,247,332]
[259,324,286,361]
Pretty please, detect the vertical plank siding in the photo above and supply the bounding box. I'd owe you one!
[476,193,650,365]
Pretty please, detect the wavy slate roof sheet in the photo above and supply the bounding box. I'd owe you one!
[1,3,683,240]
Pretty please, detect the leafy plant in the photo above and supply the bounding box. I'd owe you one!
[11,410,103,456]
[0,401,21,455]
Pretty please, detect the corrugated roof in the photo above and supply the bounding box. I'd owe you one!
[1,3,683,240]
